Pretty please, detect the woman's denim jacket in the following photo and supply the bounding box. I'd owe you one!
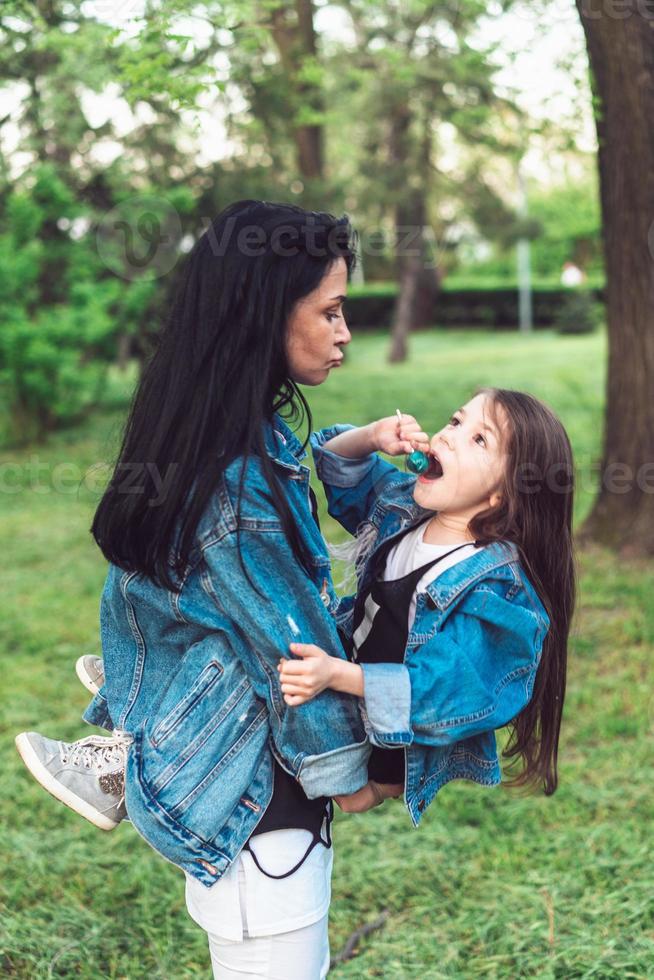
[310,425,551,826]
[83,417,370,887]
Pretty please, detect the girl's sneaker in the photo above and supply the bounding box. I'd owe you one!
[15,731,129,831]
[75,654,105,695]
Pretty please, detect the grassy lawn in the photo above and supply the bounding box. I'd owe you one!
[1,328,652,978]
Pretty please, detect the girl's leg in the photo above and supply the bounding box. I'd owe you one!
[207,915,330,980]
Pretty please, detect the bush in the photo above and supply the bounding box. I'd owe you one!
[0,290,117,445]
[343,281,606,331]
[0,166,142,446]
[554,289,604,335]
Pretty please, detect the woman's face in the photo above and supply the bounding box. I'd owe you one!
[413,393,509,519]
[286,258,351,386]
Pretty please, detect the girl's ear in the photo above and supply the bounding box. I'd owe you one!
[489,491,502,509]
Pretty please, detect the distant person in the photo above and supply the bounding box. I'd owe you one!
[561,261,586,287]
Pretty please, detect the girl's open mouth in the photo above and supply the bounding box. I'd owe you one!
[419,454,444,481]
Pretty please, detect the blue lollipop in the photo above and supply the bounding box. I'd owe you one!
[396,409,430,474]
[407,450,430,474]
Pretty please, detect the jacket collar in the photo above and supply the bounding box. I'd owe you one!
[262,414,307,472]
[371,492,521,611]
[424,539,520,610]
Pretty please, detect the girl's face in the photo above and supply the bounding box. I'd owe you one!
[413,393,509,520]
[285,258,351,386]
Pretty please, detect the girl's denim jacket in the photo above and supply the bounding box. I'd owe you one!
[310,425,550,825]
[83,416,370,887]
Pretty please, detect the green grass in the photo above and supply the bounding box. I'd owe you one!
[2,328,653,978]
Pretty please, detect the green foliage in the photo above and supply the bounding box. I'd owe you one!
[0,168,118,446]
[0,304,110,445]
[113,15,212,110]
[461,171,603,283]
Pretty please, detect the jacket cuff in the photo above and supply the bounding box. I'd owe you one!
[310,426,378,488]
[296,738,371,798]
[82,688,115,733]
[361,662,413,747]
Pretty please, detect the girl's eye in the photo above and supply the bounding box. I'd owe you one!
[474,434,486,447]
[326,310,341,322]
[448,415,460,426]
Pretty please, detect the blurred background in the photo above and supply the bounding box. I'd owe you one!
[1,1,652,977]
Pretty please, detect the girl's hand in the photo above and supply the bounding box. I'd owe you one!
[334,780,403,813]
[371,414,430,457]
[277,643,334,705]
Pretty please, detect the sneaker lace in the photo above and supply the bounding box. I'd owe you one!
[59,732,131,809]
[60,731,131,772]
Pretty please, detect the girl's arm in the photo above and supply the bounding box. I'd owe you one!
[321,417,418,459]
[309,415,429,536]
[277,642,364,703]
[279,585,549,749]
[278,647,404,814]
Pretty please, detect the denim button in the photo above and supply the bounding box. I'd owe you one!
[419,774,425,785]
[417,799,426,812]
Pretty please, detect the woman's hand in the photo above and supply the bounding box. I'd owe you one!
[372,414,430,457]
[277,643,335,705]
[334,780,404,813]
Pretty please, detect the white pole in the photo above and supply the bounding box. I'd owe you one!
[517,162,533,333]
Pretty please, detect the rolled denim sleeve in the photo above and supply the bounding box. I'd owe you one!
[310,424,379,488]
[310,425,416,535]
[360,662,413,747]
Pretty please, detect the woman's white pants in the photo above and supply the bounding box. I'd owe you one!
[207,915,330,979]
[203,857,330,979]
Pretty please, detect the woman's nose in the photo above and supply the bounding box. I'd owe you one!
[337,317,351,346]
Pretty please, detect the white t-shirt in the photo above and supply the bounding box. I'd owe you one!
[383,520,483,628]
[185,825,333,941]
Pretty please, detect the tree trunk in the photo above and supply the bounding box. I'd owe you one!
[388,106,439,362]
[269,0,324,182]
[575,2,654,554]
[116,332,132,371]
[389,247,423,362]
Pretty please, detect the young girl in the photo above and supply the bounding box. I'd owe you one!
[17,387,574,826]
[276,387,575,815]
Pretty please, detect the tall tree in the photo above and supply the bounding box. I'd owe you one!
[575,2,654,554]
[333,0,523,361]
[267,0,324,181]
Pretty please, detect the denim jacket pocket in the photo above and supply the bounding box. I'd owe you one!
[150,660,224,748]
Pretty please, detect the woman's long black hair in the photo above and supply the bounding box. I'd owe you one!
[91,200,357,590]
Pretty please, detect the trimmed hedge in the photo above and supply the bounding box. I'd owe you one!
[345,282,606,330]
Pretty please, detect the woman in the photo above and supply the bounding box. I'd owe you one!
[80,200,369,977]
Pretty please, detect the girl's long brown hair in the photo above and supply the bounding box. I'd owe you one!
[468,388,576,795]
